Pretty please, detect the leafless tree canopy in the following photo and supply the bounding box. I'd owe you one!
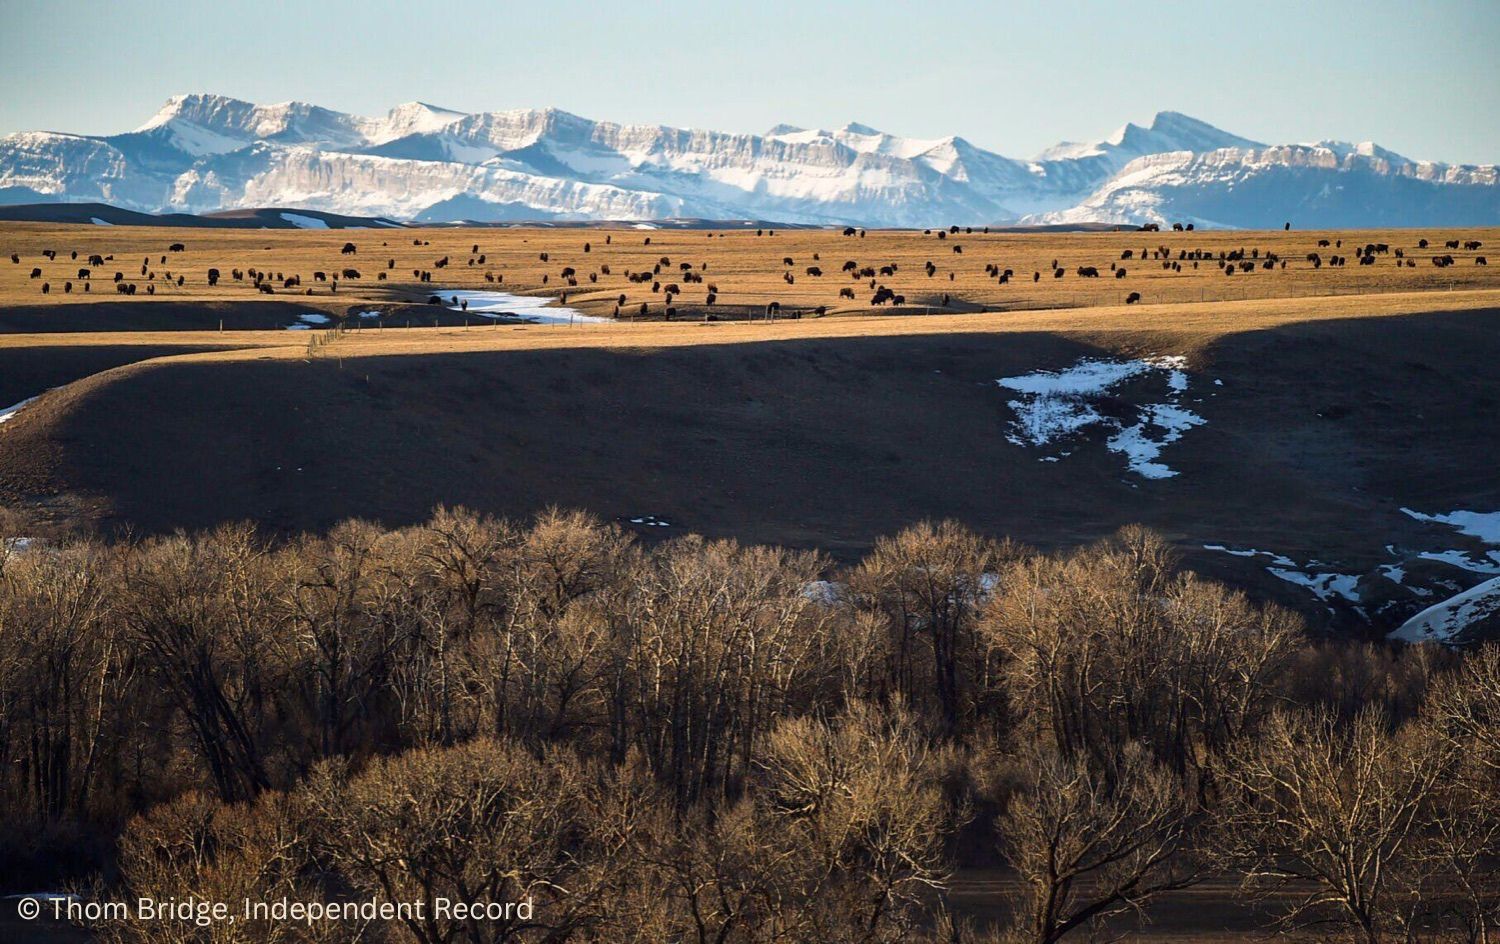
[0,509,1494,942]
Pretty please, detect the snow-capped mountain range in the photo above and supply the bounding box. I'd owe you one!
[1,93,1495,228]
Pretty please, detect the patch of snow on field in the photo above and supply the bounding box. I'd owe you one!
[0,395,40,426]
[442,289,612,325]
[1268,568,1362,603]
[997,354,1203,478]
[1107,403,1205,479]
[90,217,113,226]
[1202,545,1297,567]
[997,359,1149,445]
[628,515,672,528]
[280,212,329,229]
[1417,550,1500,575]
[1390,575,1500,644]
[298,312,331,325]
[1400,508,1500,545]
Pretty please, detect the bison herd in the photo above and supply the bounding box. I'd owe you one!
[2,228,1494,320]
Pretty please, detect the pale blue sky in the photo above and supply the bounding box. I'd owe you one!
[2,0,1497,163]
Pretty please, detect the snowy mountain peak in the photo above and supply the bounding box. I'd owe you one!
[840,122,883,136]
[1038,111,1261,165]
[1108,111,1261,156]
[1306,139,1410,164]
[377,101,469,142]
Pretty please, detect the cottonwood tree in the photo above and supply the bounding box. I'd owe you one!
[985,527,1298,788]
[847,520,1013,735]
[469,508,636,743]
[118,525,285,802]
[279,519,397,764]
[0,542,124,821]
[617,536,830,804]
[1215,706,1455,943]
[105,789,334,944]
[995,741,1198,944]
[754,701,961,942]
[305,738,630,944]
[1413,647,1500,942]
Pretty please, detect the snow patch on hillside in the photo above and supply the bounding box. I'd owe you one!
[280,212,328,229]
[1391,576,1500,644]
[1401,508,1500,545]
[0,394,41,426]
[996,355,1204,478]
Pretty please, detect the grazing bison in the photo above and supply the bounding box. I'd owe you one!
[1477,257,1488,266]
[77,268,90,279]
[806,266,822,276]
[341,269,360,279]
[1077,266,1099,277]
[29,267,41,278]
[839,287,856,300]
[88,254,103,266]
[40,282,49,294]
[168,243,185,252]
[1126,292,1141,304]
[1115,268,1127,278]
[341,242,357,254]
[207,268,220,286]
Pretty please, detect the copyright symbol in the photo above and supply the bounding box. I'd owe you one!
[17,897,40,920]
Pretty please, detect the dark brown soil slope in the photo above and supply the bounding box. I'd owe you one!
[2,307,1495,635]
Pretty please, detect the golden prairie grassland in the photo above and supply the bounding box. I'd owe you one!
[0,222,1496,321]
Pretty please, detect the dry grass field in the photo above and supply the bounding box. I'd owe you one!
[1,222,1496,323]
